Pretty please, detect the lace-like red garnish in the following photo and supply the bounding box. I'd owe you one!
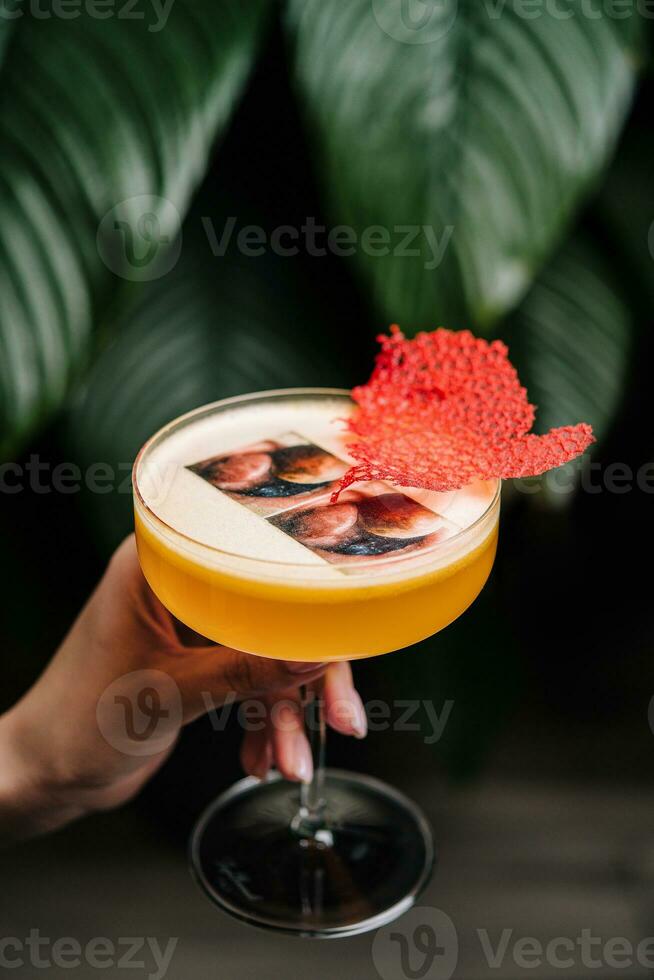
[332,326,594,498]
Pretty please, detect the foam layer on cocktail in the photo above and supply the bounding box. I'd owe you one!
[136,393,498,585]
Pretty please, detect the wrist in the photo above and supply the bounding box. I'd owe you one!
[0,705,86,842]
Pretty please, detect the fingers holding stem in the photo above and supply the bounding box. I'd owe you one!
[240,661,367,783]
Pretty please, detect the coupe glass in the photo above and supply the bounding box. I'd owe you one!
[133,389,500,937]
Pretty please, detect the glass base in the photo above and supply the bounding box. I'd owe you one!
[189,768,435,938]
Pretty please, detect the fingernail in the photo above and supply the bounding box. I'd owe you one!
[350,693,367,739]
[252,746,270,781]
[293,740,313,783]
[286,661,328,674]
[328,694,368,738]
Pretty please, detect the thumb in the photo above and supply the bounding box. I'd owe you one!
[171,645,328,724]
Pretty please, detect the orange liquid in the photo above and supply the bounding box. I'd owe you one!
[135,510,498,661]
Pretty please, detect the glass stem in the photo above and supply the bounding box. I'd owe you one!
[291,682,332,844]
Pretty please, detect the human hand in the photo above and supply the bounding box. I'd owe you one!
[0,536,366,841]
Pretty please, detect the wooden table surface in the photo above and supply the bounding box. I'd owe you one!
[3,771,653,980]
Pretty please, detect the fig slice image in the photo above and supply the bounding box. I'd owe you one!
[272,502,359,549]
[199,452,273,492]
[357,493,445,539]
[272,445,348,485]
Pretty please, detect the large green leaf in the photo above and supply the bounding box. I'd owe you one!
[0,0,269,456]
[65,203,358,552]
[500,234,632,502]
[287,0,641,331]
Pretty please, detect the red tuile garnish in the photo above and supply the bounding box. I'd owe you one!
[332,326,595,500]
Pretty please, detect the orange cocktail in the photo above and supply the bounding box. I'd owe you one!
[133,390,499,661]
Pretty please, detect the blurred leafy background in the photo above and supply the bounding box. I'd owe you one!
[1,0,653,835]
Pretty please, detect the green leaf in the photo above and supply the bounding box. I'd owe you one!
[500,234,632,503]
[0,0,269,456]
[65,208,357,553]
[287,0,641,331]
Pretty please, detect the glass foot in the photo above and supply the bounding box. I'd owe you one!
[189,768,435,938]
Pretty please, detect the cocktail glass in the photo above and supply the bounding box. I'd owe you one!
[133,389,500,937]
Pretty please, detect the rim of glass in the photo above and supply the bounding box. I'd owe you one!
[133,387,501,570]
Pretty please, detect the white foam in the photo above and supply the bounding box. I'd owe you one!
[135,393,499,583]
